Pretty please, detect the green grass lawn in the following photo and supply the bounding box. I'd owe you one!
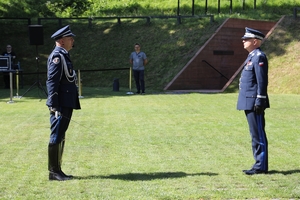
[1,87,300,199]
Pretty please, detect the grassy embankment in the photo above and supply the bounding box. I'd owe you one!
[0,0,299,93]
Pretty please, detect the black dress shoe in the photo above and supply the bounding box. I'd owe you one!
[49,171,72,181]
[243,169,268,175]
[61,170,73,179]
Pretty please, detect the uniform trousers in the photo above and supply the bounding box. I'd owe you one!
[245,110,268,171]
[49,107,73,144]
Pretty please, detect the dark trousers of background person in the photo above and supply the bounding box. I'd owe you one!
[245,110,268,172]
[133,69,145,93]
[3,73,9,88]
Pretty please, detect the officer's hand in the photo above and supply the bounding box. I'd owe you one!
[49,107,61,119]
[254,105,264,115]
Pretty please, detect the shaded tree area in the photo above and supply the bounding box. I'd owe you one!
[0,0,91,18]
[0,0,48,17]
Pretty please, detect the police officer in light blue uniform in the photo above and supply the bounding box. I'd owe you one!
[46,25,81,181]
[237,27,270,175]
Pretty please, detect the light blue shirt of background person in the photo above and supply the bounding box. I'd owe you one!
[129,51,147,70]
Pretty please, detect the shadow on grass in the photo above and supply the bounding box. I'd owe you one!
[267,169,300,175]
[74,171,218,181]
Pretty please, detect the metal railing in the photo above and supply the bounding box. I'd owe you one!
[0,15,214,28]
[202,60,229,81]
[0,17,31,25]
[37,15,214,27]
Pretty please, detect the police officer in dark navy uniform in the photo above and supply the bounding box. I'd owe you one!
[46,25,81,181]
[237,27,270,175]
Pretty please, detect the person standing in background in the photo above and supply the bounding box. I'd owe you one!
[129,43,148,94]
[1,44,16,88]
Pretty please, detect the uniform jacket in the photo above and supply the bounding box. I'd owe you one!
[46,46,81,110]
[237,48,270,110]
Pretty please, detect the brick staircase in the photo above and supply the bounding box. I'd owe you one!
[164,17,282,92]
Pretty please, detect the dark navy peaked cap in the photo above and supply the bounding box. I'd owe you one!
[51,25,76,40]
[241,27,265,40]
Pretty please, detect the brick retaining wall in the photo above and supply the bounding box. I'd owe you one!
[164,18,278,92]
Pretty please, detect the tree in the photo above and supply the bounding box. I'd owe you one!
[0,0,92,18]
[46,0,92,17]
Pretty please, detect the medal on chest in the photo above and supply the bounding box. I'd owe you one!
[245,61,252,70]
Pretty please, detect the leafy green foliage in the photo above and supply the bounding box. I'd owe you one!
[1,0,299,18]
[0,0,92,17]
[0,0,53,17]
[46,0,92,17]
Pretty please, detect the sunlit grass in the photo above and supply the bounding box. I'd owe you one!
[88,0,299,17]
[1,87,300,199]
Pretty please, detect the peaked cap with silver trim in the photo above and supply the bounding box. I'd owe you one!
[51,25,76,40]
[241,27,265,40]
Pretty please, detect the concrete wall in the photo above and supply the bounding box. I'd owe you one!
[164,18,277,92]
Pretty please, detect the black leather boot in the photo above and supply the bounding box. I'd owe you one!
[48,143,70,181]
[59,140,73,179]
